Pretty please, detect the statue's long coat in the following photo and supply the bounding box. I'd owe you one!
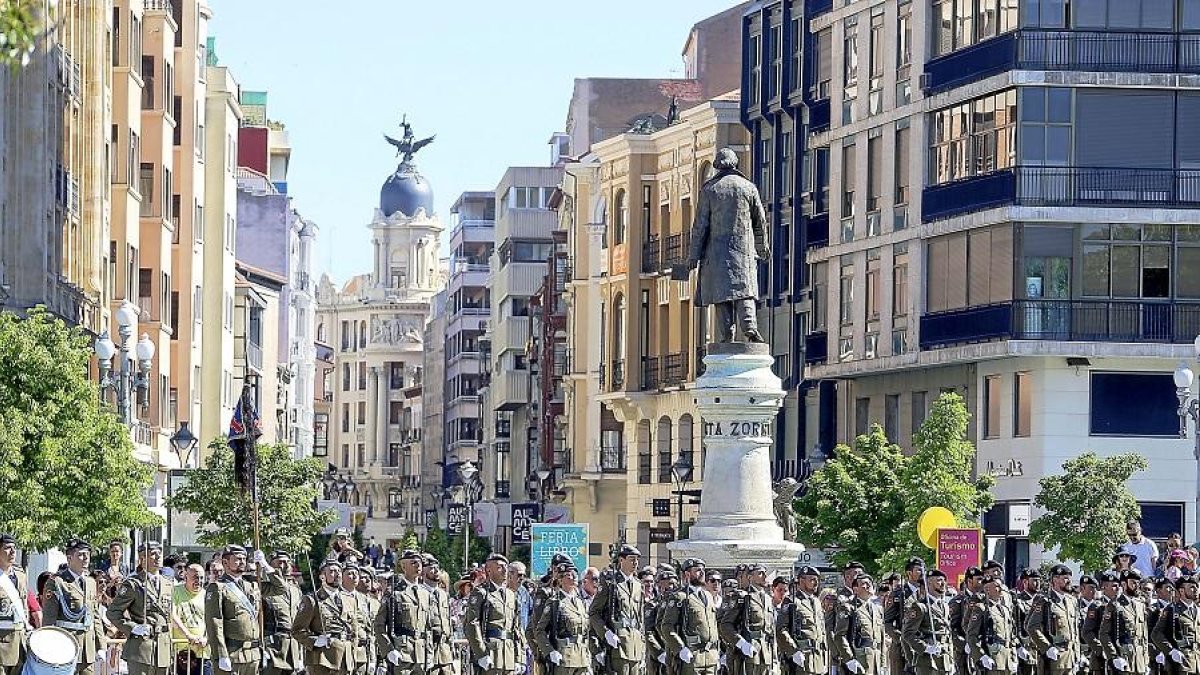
[687,169,769,306]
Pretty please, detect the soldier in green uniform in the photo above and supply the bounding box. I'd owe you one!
[1026,565,1080,675]
[1014,569,1043,675]
[1076,574,1100,675]
[1149,578,1175,675]
[588,544,645,675]
[836,572,885,675]
[419,555,454,675]
[293,560,358,675]
[464,553,526,675]
[254,551,304,675]
[375,550,429,675]
[950,567,984,675]
[1084,572,1118,675]
[0,534,28,675]
[777,566,829,675]
[108,541,175,675]
[718,562,776,675]
[529,552,570,662]
[901,570,955,675]
[43,538,106,675]
[965,574,1017,675]
[204,545,263,675]
[1100,569,1150,675]
[657,558,721,675]
[647,568,678,675]
[886,559,926,675]
[532,563,591,675]
[1152,574,1200,674]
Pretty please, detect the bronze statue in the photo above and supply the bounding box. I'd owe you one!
[773,478,802,542]
[384,114,435,164]
[685,147,769,343]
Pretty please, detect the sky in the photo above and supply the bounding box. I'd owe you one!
[207,0,742,284]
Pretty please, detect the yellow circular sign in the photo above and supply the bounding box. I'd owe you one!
[917,507,957,549]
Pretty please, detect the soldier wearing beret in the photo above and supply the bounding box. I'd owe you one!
[902,570,955,675]
[588,544,645,675]
[338,564,373,675]
[419,555,454,675]
[1026,565,1081,675]
[718,562,776,675]
[950,568,984,675]
[965,575,1018,675]
[254,551,304,675]
[43,538,106,675]
[1077,573,1104,675]
[886,558,927,675]
[1014,569,1043,675]
[464,554,525,675]
[836,573,885,675]
[375,550,429,675]
[1099,569,1150,675]
[293,560,358,675]
[1152,575,1200,674]
[657,558,720,675]
[646,569,678,675]
[0,534,28,675]
[109,541,175,675]
[204,545,263,675]
[778,566,829,675]
[1149,578,1176,675]
[531,563,591,675]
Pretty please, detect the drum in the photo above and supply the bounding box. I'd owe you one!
[22,626,79,675]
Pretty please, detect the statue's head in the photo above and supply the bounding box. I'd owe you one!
[714,147,738,171]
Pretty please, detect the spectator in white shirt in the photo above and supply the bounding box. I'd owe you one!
[1120,519,1159,578]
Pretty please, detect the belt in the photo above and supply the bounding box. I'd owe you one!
[393,628,417,638]
[327,633,347,641]
[0,621,25,631]
[558,636,587,645]
[231,640,261,649]
[55,620,93,631]
[855,639,877,649]
[743,630,765,640]
[357,639,369,647]
[136,626,171,635]
[485,628,510,640]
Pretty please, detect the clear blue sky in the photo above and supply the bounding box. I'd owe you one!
[208,1,741,284]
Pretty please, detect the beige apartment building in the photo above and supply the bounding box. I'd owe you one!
[559,96,749,567]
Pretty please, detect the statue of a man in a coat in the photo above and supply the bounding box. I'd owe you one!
[686,147,769,343]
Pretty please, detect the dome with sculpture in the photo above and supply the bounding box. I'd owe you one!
[379,116,436,218]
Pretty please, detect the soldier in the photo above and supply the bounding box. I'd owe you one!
[43,538,106,675]
[463,553,526,675]
[1082,573,1116,675]
[204,545,264,675]
[835,572,886,675]
[338,564,373,675]
[1026,565,1081,675]
[901,570,955,675]
[1152,574,1200,674]
[530,553,571,647]
[420,555,454,675]
[647,568,678,675]
[588,544,645,675]
[1099,569,1150,675]
[965,574,1018,675]
[1014,568,1043,675]
[293,560,358,675]
[657,558,721,675]
[255,551,304,675]
[718,562,776,675]
[886,558,926,675]
[532,563,591,675]
[950,568,985,675]
[108,541,174,675]
[777,566,829,675]
[0,533,28,675]
[1149,578,1175,675]
[1077,575,1100,675]
[375,550,429,675]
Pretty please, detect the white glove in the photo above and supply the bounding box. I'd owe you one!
[217,657,232,672]
[1017,647,1031,661]
[925,644,942,656]
[720,654,727,668]
[605,629,620,648]
[595,652,605,665]
[981,655,996,670]
[1045,647,1060,661]
[793,651,806,666]
[1158,652,1168,665]
[657,652,667,664]
[679,647,694,663]
[514,665,526,675]
[965,643,972,655]
[131,625,150,637]
[737,636,754,656]
[476,655,493,670]
[313,634,330,648]
[549,651,562,665]
[1172,649,1185,664]
[375,666,386,675]
[386,650,402,666]
[1112,657,1128,671]
[253,550,267,565]
[846,658,862,673]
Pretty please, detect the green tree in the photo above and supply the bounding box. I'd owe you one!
[882,392,994,571]
[167,439,335,552]
[0,308,159,551]
[794,424,911,574]
[1029,452,1147,572]
[1,1,42,67]
[421,526,490,581]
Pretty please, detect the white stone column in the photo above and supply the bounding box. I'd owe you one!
[374,365,388,465]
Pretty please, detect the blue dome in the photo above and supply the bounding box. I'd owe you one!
[380,165,434,217]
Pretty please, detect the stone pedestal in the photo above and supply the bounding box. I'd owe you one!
[667,342,805,573]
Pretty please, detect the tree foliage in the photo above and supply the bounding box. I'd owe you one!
[421,525,490,582]
[0,308,159,550]
[1029,452,1147,572]
[794,392,993,575]
[1,1,41,67]
[167,439,334,553]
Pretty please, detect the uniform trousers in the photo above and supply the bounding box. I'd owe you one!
[603,657,643,675]
[713,299,758,342]
[551,669,588,675]
[888,639,908,675]
[676,665,718,675]
[308,666,352,675]
[127,663,171,675]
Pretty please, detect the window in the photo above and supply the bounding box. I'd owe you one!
[748,32,761,106]
[841,140,856,219]
[112,8,120,66]
[812,262,828,330]
[868,10,884,112]
[926,225,1014,312]
[341,321,350,351]
[842,17,858,97]
[1018,88,1072,167]
[893,244,909,316]
[1090,372,1178,436]
[194,202,204,244]
[912,391,928,434]
[984,375,1002,438]
[1074,0,1174,29]
[770,22,782,100]
[637,421,652,484]
[839,258,854,325]
[780,131,793,197]
[389,401,402,425]
[936,0,1020,56]
[865,249,881,321]
[930,89,1016,185]
[813,28,832,99]
[357,361,367,390]
[341,403,350,432]
[138,164,154,216]
[129,12,141,76]
[356,401,366,426]
[163,169,172,222]
[656,417,673,484]
[1082,224,1182,300]
[641,184,652,233]
[855,397,870,437]
[811,146,830,214]
[897,3,912,71]
[342,364,350,391]
[1014,371,1032,437]
[1021,0,1067,26]
[760,138,772,202]
[866,132,881,213]
[885,394,900,442]
[614,189,627,245]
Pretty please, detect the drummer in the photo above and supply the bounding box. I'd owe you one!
[43,538,106,675]
[0,533,29,675]
[106,541,175,675]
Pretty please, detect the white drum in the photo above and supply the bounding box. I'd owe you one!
[22,626,79,675]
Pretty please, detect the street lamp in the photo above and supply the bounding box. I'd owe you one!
[1175,336,1200,545]
[168,421,199,468]
[95,301,154,426]
[536,467,551,522]
[670,453,694,557]
[459,460,479,572]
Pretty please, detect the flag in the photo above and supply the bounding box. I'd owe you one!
[228,386,263,496]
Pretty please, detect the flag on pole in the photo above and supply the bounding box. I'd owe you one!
[228,385,262,496]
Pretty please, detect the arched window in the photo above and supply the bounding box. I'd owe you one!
[593,195,609,248]
[657,416,674,483]
[359,321,367,348]
[679,414,695,479]
[316,322,326,342]
[699,160,714,184]
[614,189,627,245]
[612,294,626,388]
[637,419,652,484]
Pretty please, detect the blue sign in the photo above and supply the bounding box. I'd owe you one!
[531,523,589,577]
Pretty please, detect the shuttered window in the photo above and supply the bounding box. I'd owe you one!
[1076,90,1173,169]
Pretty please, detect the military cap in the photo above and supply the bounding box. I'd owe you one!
[554,562,578,574]
[1097,570,1120,583]
[1019,568,1042,579]
[638,567,655,580]
[1177,575,1199,587]
[964,566,984,579]
[486,553,509,564]
[1079,575,1098,587]
[1158,577,1177,589]
[421,553,438,566]
[844,561,866,571]
[1120,568,1143,582]
[926,569,947,579]
[359,566,376,577]
[0,534,14,546]
[705,570,723,581]
[657,569,679,581]
[342,562,361,573]
[551,553,572,566]
[795,565,821,578]
[140,540,163,552]
[64,537,91,553]
[905,557,926,571]
[616,544,642,558]
[735,563,749,573]
[982,560,1003,572]
[333,527,351,537]
[399,549,423,561]
[682,557,706,570]
[1048,564,1072,577]
[722,579,737,590]
[981,575,1003,585]
[1113,548,1137,563]
[319,559,342,571]
[221,544,246,557]
[747,562,768,574]
[854,573,875,584]
[270,550,291,561]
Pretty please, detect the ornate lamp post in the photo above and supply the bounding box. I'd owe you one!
[94,301,155,425]
[168,421,199,468]
[670,453,694,559]
[1174,335,1200,545]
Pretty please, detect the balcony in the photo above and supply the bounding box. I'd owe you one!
[1015,167,1200,209]
[661,352,688,387]
[919,300,1200,350]
[922,171,1017,222]
[661,232,690,270]
[924,30,1200,95]
[641,355,660,391]
[642,235,661,275]
[770,458,815,483]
